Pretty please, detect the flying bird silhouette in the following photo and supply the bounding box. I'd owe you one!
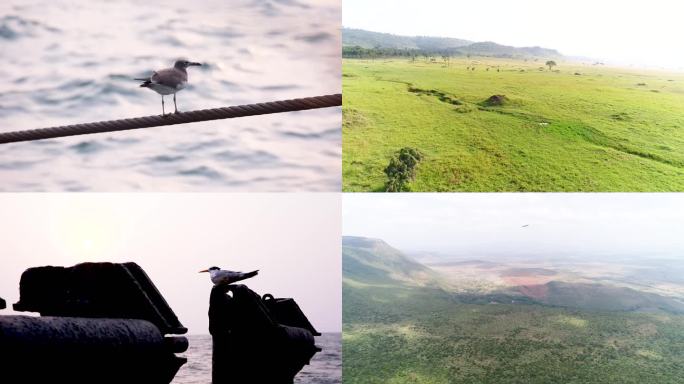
[199,266,259,285]
[521,224,529,227]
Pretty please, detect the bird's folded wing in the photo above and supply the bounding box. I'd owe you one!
[151,69,187,88]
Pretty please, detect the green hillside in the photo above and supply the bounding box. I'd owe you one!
[342,28,471,50]
[343,58,684,191]
[343,236,435,286]
[343,237,684,383]
[342,29,560,59]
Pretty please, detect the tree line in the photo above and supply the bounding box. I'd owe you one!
[343,45,458,60]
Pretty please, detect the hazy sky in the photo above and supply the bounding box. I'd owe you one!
[343,194,684,259]
[0,193,341,334]
[343,0,684,69]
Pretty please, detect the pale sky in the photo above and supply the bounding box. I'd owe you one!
[343,0,684,69]
[0,193,341,334]
[343,194,684,260]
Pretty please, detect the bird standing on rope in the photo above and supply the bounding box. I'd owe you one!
[135,60,202,115]
[199,266,259,285]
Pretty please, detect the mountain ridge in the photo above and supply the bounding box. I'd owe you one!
[342,28,562,59]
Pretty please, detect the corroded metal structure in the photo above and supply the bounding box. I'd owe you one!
[0,262,187,383]
[210,284,321,383]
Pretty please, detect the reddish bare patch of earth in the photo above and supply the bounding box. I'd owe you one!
[503,275,554,286]
[516,284,549,300]
[502,275,555,300]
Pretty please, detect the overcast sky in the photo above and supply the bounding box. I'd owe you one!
[343,194,684,260]
[0,193,341,334]
[343,0,684,69]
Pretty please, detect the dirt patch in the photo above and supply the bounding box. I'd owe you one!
[503,275,555,286]
[610,112,631,121]
[482,94,508,106]
[501,268,557,277]
[408,87,463,105]
[516,284,549,300]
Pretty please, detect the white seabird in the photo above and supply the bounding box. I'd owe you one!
[199,266,259,285]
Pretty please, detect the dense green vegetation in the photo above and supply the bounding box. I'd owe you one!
[343,237,684,383]
[342,58,684,191]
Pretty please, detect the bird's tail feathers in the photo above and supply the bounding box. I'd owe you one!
[244,270,259,278]
[134,78,152,87]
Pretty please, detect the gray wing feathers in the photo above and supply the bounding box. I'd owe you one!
[151,68,187,88]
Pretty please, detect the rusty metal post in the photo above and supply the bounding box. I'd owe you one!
[209,284,321,384]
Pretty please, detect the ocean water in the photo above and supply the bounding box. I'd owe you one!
[174,333,341,383]
[0,0,341,191]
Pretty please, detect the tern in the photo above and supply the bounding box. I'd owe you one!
[199,266,259,285]
[135,59,202,115]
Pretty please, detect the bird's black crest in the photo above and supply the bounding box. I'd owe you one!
[208,266,220,271]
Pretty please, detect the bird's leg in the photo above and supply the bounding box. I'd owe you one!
[173,93,178,114]
[161,95,165,115]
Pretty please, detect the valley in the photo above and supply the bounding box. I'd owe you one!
[343,236,684,383]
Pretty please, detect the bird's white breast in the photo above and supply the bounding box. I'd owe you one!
[148,83,178,95]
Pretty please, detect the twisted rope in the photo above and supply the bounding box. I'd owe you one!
[0,94,342,144]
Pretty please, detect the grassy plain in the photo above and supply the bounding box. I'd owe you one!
[342,58,684,191]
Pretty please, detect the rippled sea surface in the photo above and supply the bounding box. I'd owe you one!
[174,333,341,383]
[0,0,340,191]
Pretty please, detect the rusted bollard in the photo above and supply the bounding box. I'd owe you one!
[210,284,321,384]
[0,262,188,384]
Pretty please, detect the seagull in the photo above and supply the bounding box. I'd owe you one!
[135,60,202,115]
[521,224,529,228]
[199,266,259,285]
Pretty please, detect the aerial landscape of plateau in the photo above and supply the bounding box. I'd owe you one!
[342,195,684,383]
[342,28,684,191]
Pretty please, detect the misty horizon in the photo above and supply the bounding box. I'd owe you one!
[343,0,684,70]
[343,194,684,264]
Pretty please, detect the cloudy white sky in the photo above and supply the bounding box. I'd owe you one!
[343,194,684,260]
[343,0,684,69]
[0,193,341,334]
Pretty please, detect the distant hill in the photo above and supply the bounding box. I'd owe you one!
[342,236,436,285]
[342,28,471,50]
[515,281,684,314]
[342,28,562,59]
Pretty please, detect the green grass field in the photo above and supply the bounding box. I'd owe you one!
[342,58,684,191]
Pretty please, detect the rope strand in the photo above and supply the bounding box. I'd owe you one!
[0,94,342,144]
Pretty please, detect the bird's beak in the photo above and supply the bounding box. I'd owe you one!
[190,62,202,66]
[199,269,209,273]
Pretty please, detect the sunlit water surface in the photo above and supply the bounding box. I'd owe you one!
[0,0,340,191]
[174,333,341,383]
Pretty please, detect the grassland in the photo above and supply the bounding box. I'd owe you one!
[342,58,684,191]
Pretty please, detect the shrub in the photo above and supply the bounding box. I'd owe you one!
[384,147,424,192]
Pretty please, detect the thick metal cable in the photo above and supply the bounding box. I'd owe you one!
[0,94,342,144]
